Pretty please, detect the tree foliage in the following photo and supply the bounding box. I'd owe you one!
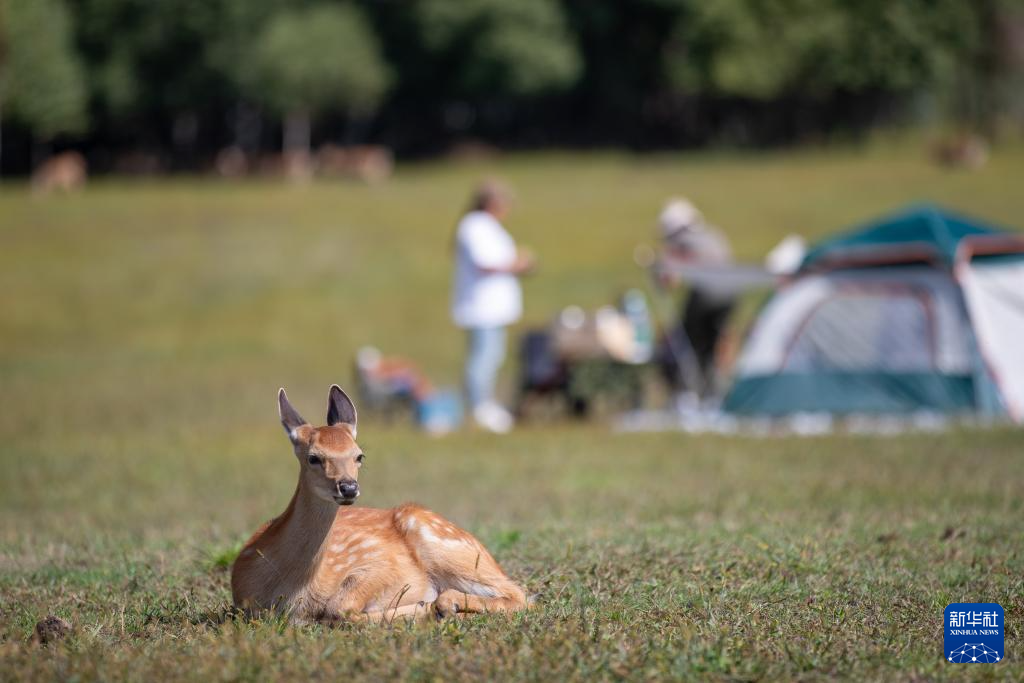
[1,0,88,139]
[667,0,979,100]
[73,0,229,118]
[204,0,288,104]
[411,0,581,97]
[250,4,390,117]
[1,0,1022,171]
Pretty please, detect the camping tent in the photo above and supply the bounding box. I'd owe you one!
[723,204,1024,421]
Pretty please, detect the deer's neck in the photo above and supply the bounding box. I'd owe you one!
[263,482,338,585]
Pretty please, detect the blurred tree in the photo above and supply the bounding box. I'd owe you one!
[0,0,88,163]
[249,3,390,155]
[1,0,1022,174]
[204,0,287,151]
[656,0,986,142]
[411,0,581,97]
[666,0,976,100]
[72,0,238,164]
[366,0,580,152]
[945,0,1024,135]
[560,0,688,147]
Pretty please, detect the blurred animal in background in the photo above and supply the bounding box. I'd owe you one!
[282,150,315,182]
[31,152,87,195]
[214,146,250,178]
[446,140,501,163]
[231,385,529,623]
[111,151,163,176]
[931,133,989,169]
[317,145,393,183]
[212,145,393,183]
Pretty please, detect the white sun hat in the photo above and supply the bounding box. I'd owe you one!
[658,198,704,240]
[356,345,382,370]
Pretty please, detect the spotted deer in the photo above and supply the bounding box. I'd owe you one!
[31,152,87,195]
[231,385,529,623]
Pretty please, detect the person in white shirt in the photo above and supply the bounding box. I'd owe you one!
[451,181,534,433]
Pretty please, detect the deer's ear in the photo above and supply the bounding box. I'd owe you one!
[278,388,310,443]
[326,384,358,437]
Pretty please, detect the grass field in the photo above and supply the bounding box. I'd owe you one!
[2,140,1023,681]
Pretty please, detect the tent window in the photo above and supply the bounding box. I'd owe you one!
[783,290,936,372]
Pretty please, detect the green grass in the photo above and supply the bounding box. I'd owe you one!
[2,141,1023,681]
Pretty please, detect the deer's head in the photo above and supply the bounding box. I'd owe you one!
[278,385,364,506]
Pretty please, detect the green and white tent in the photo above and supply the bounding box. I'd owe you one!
[724,204,1024,420]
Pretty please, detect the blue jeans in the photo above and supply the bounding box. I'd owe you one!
[465,327,507,410]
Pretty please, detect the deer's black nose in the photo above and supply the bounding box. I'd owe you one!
[337,481,359,499]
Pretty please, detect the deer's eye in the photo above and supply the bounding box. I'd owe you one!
[307,454,322,466]
[355,453,365,465]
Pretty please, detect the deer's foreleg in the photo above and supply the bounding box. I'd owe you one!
[433,586,529,617]
[317,601,435,625]
[353,601,436,624]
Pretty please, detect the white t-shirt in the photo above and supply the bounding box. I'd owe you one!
[451,211,522,328]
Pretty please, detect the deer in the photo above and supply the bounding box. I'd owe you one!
[231,385,530,624]
[31,151,87,195]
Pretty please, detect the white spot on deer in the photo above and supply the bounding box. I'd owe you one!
[352,538,378,552]
[452,578,500,598]
[419,526,440,544]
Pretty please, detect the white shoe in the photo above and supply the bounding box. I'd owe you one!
[473,402,514,434]
[673,391,700,415]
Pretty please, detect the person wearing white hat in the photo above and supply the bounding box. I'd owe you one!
[658,199,732,265]
[655,198,735,401]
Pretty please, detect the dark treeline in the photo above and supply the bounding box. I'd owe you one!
[1,0,1023,175]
